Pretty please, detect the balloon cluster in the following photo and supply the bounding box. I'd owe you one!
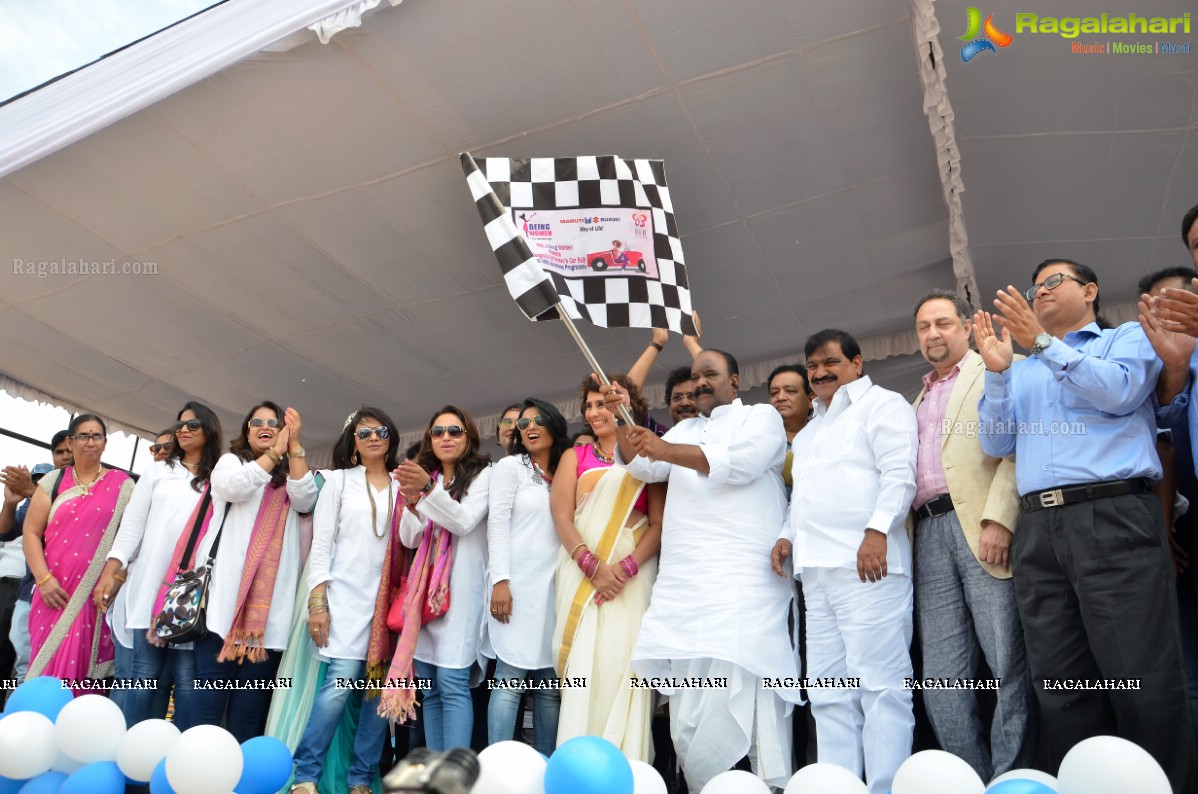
[0,677,293,794]
[478,733,1174,794]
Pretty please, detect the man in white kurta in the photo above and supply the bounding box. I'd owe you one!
[607,349,801,791]
[771,330,918,794]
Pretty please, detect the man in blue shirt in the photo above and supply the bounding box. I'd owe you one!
[975,258,1195,792]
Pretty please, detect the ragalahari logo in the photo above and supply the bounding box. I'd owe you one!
[959,7,1014,62]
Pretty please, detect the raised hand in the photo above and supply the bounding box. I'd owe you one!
[993,286,1047,350]
[973,309,1013,373]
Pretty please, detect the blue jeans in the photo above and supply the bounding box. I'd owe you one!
[123,631,195,730]
[112,638,174,716]
[192,632,282,743]
[414,660,473,751]
[487,659,560,757]
[293,657,390,788]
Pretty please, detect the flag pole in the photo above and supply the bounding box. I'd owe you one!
[554,303,636,428]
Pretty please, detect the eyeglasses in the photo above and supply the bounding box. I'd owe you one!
[669,392,696,404]
[173,420,203,433]
[430,425,466,439]
[355,426,390,440]
[1025,272,1087,302]
[248,418,279,428]
[497,418,515,428]
[71,433,106,443]
[149,442,173,455]
[516,415,548,431]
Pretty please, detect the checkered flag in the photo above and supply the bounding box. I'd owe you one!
[460,152,697,335]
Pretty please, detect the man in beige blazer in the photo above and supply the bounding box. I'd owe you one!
[910,289,1032,780]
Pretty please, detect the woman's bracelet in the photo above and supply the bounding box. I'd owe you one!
[568,542,587,561]
[577,550,600,580]
[36,572,53,587]
[113,571,127,583]
[619,555,639,578]
[265,448,282,465]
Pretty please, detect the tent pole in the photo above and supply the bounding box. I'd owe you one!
[553,303,635,428]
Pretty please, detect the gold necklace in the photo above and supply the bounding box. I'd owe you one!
[364,469,395,539]
[75,466,104,495]
[180,459,199,471]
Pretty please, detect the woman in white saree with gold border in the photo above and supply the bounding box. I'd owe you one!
[551,375,664,761]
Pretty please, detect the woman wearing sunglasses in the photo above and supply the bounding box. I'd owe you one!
[290,407,405,794]
[190,401,317,742]
[484,398,571,756]
[383,406,492,748]
[21,414,135,695]
[551,375,663,760]
[98,400,224,729]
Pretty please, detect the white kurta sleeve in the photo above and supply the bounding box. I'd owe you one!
[864,394,919,535]
[399,505,425,549]
[703,405,786,487]
[307,470,341,590]
[417,465,492,536]
[487,459,519,584]
[287,470,318,514]
[108,462,161,566]
[210,453,271,504]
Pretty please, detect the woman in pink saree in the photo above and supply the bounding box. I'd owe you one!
[22,414,134,695]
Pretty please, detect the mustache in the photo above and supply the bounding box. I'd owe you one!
[694,386,715,397]
[811,375,837,385]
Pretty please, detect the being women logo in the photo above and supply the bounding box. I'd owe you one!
[959,7,1015,62]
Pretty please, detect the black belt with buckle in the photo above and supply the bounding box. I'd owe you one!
[915,493,955,521]
[1020,478,1151,512]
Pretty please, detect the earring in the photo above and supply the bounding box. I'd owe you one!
[352,451,359,465]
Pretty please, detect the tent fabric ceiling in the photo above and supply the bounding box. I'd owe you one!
[1,0,1195,457]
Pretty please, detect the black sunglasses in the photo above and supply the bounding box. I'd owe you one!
[430,425,466,439]
[173,420,203,433]
[355,426,390,440]
[149,442,174,455]
[516,415,548,431]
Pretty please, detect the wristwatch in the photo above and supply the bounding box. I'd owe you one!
[290,446,306,459]
[420,478,436,496]
[1031,332,1054,355]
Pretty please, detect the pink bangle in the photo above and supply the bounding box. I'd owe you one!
[578,550,599,580]
[619,555,639,578]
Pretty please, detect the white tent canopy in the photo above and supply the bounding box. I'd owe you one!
[1,0,1194,456]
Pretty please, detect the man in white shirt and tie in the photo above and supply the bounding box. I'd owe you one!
[771,329,918,794]
[603,349,801,791]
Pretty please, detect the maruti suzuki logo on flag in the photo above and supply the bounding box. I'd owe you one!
[959,7,1014,62]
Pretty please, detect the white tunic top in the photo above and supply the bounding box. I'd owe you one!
[307,467,394,661]
[481,455,558,671]
[108,460,218,647]
[398,465,491,670]
[622,399,800,693]
[198,453,318,651]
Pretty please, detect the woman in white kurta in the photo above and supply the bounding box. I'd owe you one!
[191,401,318,742]
[290,407,402,794]
[394,405,491,751]
[483,398,571,757]
[97,401,226,731]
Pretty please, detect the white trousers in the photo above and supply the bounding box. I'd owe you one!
[801,568,913,794]
[667,658,793,790]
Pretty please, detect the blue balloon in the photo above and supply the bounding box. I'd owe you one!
[16,771,67,794]
[544,736,632,794]
[4,677,73,721]
[59,761,124,794]
[0,776,26,794]
[237,735,293,794]
[987,781,1057,794]
[149,759,177,794]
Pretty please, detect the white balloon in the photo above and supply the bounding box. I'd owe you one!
[50,743,85,774]
[629,759,668,794]
[987,768,1059,791]
[1057,735,1170,794]
[700,769,770,794]
[784,762,868,794]
[0,711,56,779]
[893,750,985,794]
[54,694,126,763]
[165,724,244,794]
[116,719,181,783]
[475,740,547,794]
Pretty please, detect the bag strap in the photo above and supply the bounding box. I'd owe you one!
[201,504,231,567]
[176,489,212,572]
[50,468,66,502]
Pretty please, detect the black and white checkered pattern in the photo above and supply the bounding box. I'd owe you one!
[460,152,697,335]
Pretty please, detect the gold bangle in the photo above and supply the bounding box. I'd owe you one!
[569,543,587,561]
[36,572,53,587]
[265,449,282,464]
[114,572,127,583]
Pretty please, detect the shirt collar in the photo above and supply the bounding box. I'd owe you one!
[921,358,963,390]
[813,375,873,416]
[706,397,743,420]
[1062,321,1102,342]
